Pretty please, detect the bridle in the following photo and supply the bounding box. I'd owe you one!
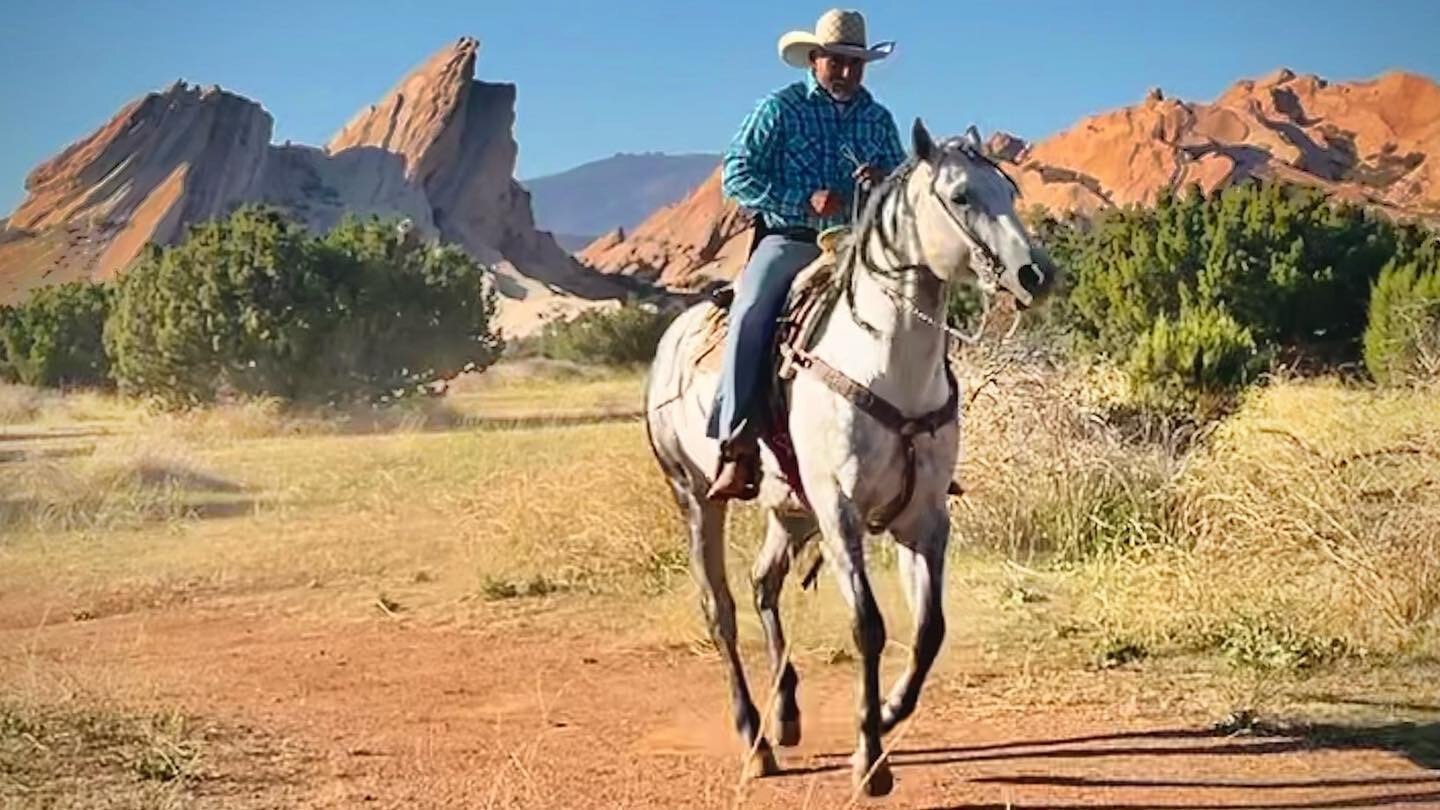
[838,141,1021,341]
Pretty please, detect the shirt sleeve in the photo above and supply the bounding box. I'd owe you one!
[721,97,810,219]
[875,109,908,173]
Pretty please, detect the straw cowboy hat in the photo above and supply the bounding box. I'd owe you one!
[778,9,895,69]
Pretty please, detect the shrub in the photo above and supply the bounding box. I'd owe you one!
[1214,614,1350,672]
[1364,252,1440,386]
[1128,305,1262,407]
[1059,182,1433,384]
[532,305,674,366]
[105,207,502,406]
[0,281,111,388]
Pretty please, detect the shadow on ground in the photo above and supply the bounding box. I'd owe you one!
[796,724,1440,809]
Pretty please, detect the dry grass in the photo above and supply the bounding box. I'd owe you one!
[0,383,139,426]
[0,667,308,809]
[948,341,1439,657]
[1,362,1435,718]
[950,350,1182,561]
[1083,378,1440,656]
[0,436,244,533]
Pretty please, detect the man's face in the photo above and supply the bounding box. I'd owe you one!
[810,50,865,101]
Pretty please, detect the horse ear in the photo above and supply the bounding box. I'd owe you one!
[912,118,936,163]
[964,124,983,150]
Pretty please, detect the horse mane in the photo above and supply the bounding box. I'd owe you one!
[828,139,1018,336]
[832,156,925,334]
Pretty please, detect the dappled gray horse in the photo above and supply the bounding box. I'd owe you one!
[645,120,1053,796]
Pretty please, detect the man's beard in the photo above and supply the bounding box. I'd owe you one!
[822,81,856,102]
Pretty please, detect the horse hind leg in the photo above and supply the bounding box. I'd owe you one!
[676,480,777,779]
[751,510,814,747]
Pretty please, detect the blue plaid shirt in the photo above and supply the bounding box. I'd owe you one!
[722,73,907,231]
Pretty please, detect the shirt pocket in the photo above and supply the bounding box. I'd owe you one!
[782,133,822,183]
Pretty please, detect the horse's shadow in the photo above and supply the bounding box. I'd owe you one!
[780,723,1440,809]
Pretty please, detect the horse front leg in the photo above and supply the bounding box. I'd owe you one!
[881,505,949,734]
[811,493,893,797]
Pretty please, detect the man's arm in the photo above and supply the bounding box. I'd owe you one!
[722,97,810,220]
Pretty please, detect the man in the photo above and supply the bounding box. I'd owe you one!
[706,9,907,501]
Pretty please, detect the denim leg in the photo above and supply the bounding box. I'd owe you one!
[707,235,822,441]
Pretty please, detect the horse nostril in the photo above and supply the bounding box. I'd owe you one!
[1018,264,1046,296]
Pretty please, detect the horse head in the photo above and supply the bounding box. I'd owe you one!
[907,119,1055,309]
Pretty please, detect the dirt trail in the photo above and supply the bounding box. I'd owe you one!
[4,603,1438,809]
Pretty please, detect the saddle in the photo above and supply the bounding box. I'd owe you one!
[689,227,846,376]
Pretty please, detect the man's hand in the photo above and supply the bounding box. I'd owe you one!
[854,164,885,187]
[810,189,843,218]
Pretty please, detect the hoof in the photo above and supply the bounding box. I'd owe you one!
[742,741,779,780]
[851,752,894,797]
[777,716,802,747]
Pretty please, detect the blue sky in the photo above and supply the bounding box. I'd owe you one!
[3,0,1438,216]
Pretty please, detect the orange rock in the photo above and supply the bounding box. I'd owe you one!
[579,167,751,287]
[1,37,627,327]
[584,69,1440,290]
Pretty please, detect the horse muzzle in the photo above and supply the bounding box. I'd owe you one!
[999,264,1042,309]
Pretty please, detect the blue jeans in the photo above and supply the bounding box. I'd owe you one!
[707,234,822,442]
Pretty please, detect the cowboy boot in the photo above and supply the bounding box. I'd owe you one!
[707,434,760,501]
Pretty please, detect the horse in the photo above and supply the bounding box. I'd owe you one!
[644,119,1054,796]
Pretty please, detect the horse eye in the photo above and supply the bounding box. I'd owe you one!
[951,191,969,206]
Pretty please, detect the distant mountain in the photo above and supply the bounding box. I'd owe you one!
[523,153,719,248]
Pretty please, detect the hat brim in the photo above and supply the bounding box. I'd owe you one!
[778,33,894,69]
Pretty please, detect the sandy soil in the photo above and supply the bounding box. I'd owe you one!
[5,600,1436,809]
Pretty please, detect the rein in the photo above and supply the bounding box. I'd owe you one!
[780,152,1007,530]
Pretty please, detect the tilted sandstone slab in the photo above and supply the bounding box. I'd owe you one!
[1,37,627,332]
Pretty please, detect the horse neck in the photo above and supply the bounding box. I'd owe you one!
[828,174,950,406]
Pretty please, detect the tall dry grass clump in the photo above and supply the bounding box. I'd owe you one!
[0,382,139,426]
[1070,379,1440,659]
[949,341,1439,659]
[1169,380,1439,646]
[949,344,1181,561]
[0,383,45,423]
[0,437,242,533]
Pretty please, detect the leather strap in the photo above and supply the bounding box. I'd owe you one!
[784,346,959,532]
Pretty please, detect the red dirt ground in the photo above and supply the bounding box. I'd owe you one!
[4,599,1437,809]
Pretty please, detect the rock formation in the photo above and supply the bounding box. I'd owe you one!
[0,37,628,334]
[580,69,1440,288]
[579,168,751,288]
[1004,68,1440,218]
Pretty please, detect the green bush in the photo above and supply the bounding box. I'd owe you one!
[1049,180,1437,401]
[0,281,111,388]
[1363,251,1440,386]
[105,207,502,406]
[1128,305,1262,406]
[532,305,674,365]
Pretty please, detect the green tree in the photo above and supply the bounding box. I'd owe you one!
[105,207,502,406]
[1128,305,1264,406]
[1055,180,1432,400]
[532,305,674,365]
[1364,244,1440,385]
[0,281,111,388]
